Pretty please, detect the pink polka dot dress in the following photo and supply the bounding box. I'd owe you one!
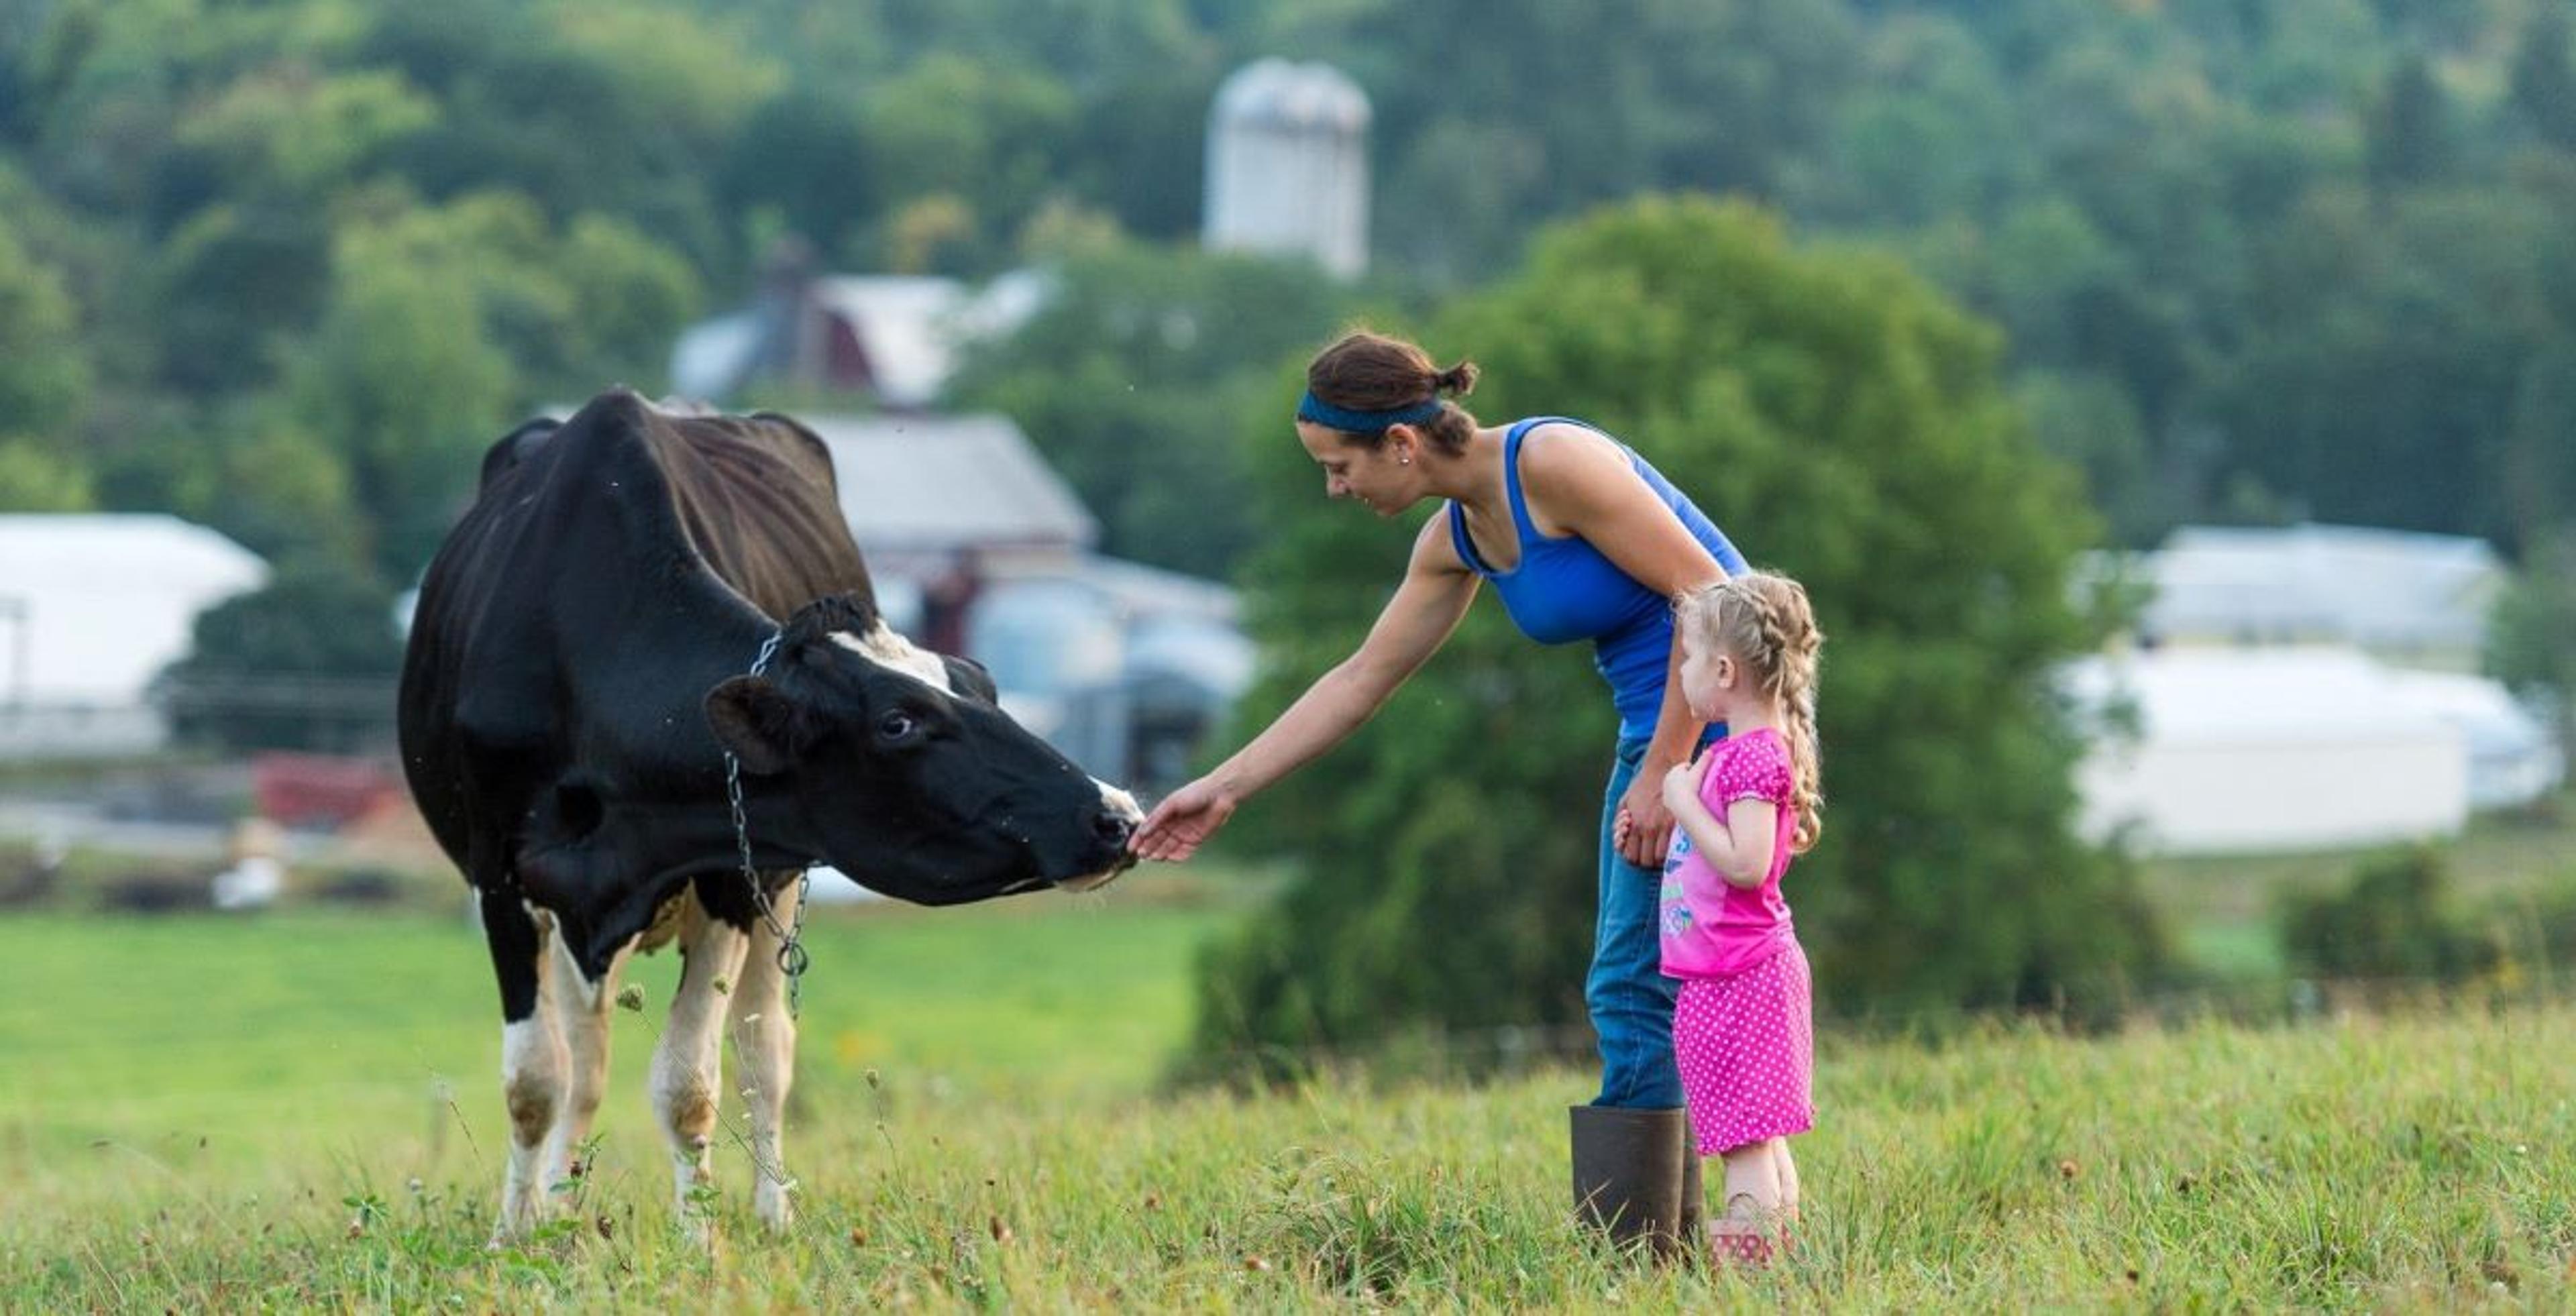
[1660,728,1815,1156]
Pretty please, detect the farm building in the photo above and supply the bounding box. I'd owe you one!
[0,514,268,759]
[796,411,1252,792]
[2125,523,2505,672]
[2063,646,2562,856]
[1203,59,1372,278]
[667,242,1049,409]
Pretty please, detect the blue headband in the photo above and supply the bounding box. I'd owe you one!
[1297,390,1444,433]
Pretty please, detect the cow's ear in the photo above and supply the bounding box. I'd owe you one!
[705,676,799,775]
[940,653,999,705]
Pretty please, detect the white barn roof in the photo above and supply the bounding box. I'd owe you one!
[0,514,268,704]
[803,413,1097,555]
[2139,523,2502,656]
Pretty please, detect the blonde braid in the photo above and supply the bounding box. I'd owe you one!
[1678,571,1825,853]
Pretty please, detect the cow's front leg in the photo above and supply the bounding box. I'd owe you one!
[651,890,750,1237]
[483,891,567,1243]
[541,932,625,1195]
[731,879,800,1230]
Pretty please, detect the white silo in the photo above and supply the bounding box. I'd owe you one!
[1203,60,1371,279]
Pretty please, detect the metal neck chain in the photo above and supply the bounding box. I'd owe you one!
[723,629,812,1017]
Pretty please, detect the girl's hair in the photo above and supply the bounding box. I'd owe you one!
[1676,571,1825,854]
[1305,329,1481,455]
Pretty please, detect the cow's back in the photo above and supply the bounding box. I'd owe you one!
[650,410,872,620]
[398,391,871,875]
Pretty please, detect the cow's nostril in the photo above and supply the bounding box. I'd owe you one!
[1093,811,1135,844]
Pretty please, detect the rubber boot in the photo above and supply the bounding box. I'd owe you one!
[1678,1137,1705,1248]
[1569,1105,1691,1258]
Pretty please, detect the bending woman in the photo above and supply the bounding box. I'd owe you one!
[1130,329,1747,1250]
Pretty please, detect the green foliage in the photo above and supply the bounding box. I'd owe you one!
[2488,527,2576,749]
[279,191,698,578]
[949,241,1365,574]
[1195,198,2164,1066]
[0,437,93,511]
[0,215,87,433]
[158,558,405,752]
[2277,845,2498,985]
[6,0,2576,593]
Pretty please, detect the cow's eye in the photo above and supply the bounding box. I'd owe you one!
[878,710,919,741]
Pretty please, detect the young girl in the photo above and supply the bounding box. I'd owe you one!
[1657,571,1823,1264]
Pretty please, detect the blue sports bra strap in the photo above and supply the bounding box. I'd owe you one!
[1445,500,1488,575]
[1502,419,1540,543]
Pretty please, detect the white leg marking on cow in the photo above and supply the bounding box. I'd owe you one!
[731,881,801,1230]
[541,932,627,1194]
[496,912,570,1242]
[651,889,751,1240]
[831,623,955,696]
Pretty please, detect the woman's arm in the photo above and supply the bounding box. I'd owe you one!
[1132,517,1479,861]
[1521,426,1732,864]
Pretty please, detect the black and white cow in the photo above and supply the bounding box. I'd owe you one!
[398,389,1140,1240]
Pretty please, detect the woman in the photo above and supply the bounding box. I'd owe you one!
[1131,329,1748,1251]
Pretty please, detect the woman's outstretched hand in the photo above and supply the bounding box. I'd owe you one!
[1130,777,1238,862]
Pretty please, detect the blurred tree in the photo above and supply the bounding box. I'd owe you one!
[2365,51,2455,195]
[1193,199,2163,1068]
[2013,370,2163,548]
[2512,4,2576,152]
[2221,184,2558,540]
[274,191,690,578]
[0,216,88,433]
[0,213,93,512]
[2277,845,2495,985]
[858,54,1075,271]
[158,557,405,753]
[0,438,93,511]
[949,240,1362,575]
[2489,527,2576,755]
[721,90,877,260]
[288,201,514,582]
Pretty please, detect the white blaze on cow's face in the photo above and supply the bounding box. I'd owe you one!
[1059,778,1144,891]
[830,622,956,697]
[828,620,1141,891]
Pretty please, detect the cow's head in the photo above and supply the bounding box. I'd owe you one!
[704,595,1140,903]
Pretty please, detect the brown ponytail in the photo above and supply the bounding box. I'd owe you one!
[1305,329,1481,455]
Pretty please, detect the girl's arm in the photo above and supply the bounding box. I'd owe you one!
[1662,761,1780,891]
[1132,516,1479,861]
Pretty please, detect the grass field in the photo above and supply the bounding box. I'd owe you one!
[5,888,2573,1311]
[2141,792,2576,981]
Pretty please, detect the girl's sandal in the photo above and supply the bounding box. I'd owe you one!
[1707,1224,1776,1268]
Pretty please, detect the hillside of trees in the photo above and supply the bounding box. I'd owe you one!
[2,0,2571,585]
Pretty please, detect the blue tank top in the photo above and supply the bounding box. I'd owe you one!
[1446,417,1748,737]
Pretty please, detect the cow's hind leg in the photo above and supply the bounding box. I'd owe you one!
[541,932,625,1195]
[731,878,800,1230]
[483,889,567,1242]
[651,887,751,1237]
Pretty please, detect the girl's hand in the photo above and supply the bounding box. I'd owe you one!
[1660,752,1710,820]
[1131,777,1237,863]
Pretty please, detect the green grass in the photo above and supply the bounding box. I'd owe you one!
[5,897,2574,1310]
[2143,791,2576,981]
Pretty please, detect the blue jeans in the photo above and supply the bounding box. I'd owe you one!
[1589,733,1685,1108]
